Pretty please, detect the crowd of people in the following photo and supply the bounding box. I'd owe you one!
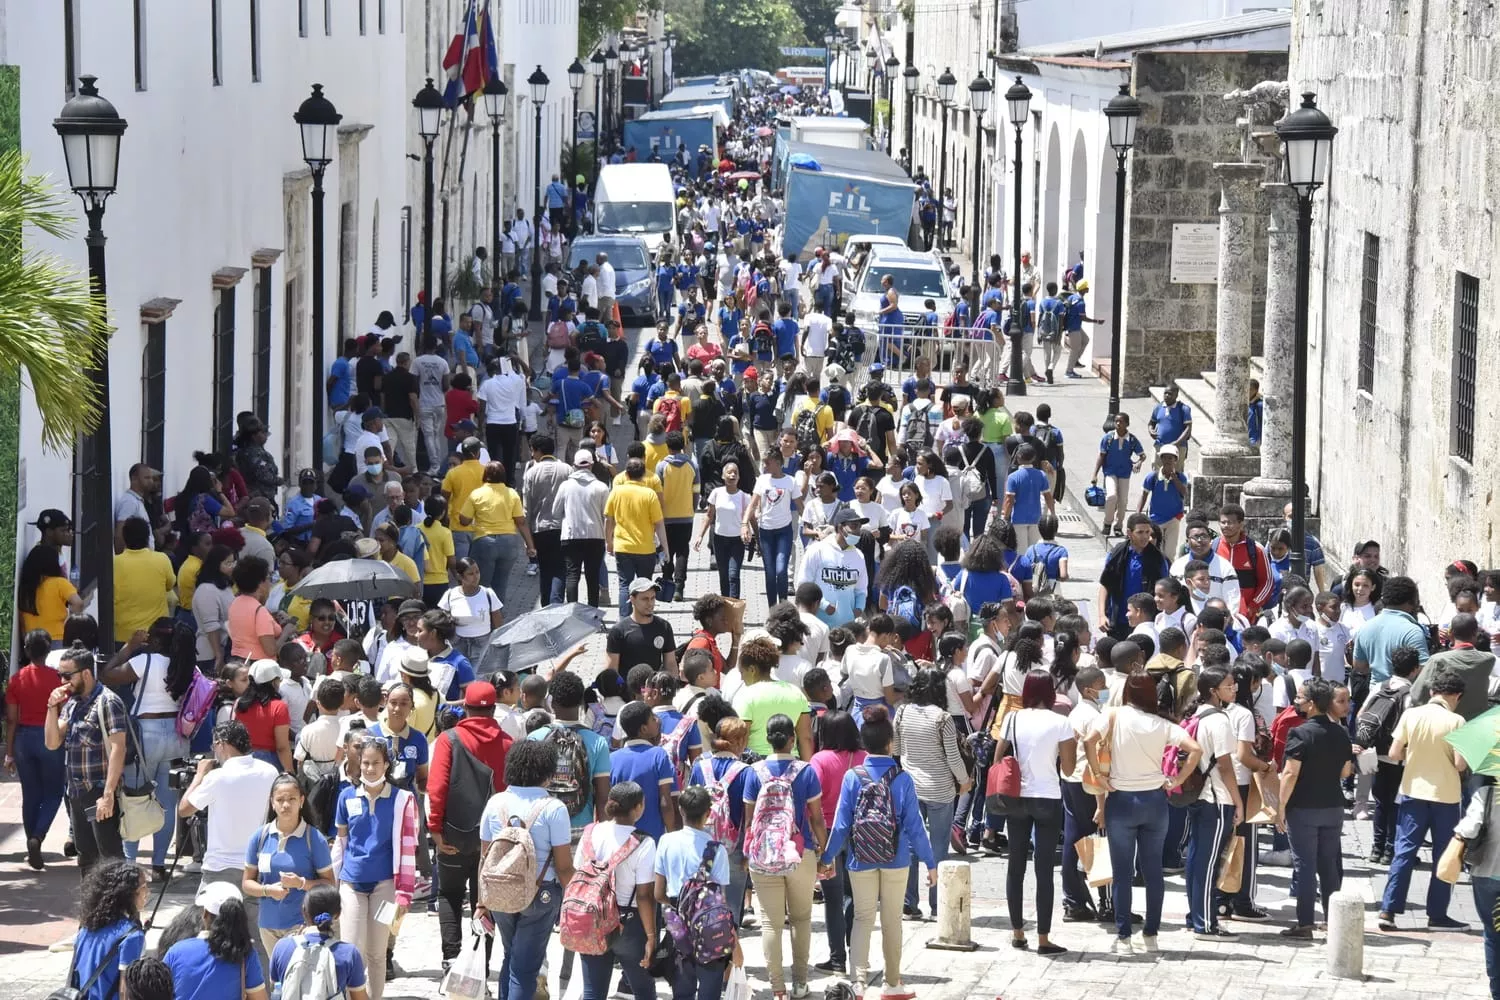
[12,73,1500,1000]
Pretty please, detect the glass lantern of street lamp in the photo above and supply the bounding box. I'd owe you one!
[620,43,636,66]
[885,55,900,79]
[293,83,341,172]
[1103,83,1142,154]
[824,31,837,48]
[968,72,992,115]
[528,65,549,106]
[936,67,957,105]
[53,74,128,211]
[864,46,877,69]
[1277,92,1339,197]
[903,65,920,96]
[483,78,508,125]
[604,45,620,73]
[1005,75,1031,128]
[412,77,444,143]
[590,50,605,80]
[567,59,586,95]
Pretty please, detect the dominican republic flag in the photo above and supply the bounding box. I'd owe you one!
[442,0,499,108]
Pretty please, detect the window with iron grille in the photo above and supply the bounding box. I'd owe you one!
[1452,272,1479,463]
[1358,233,1378,393]
[253,270,273,424]
[213,288,237,455]
[141,321,166,472]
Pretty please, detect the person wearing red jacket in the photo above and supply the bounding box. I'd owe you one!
[1215,504,1275,621]
[427,681,512,970]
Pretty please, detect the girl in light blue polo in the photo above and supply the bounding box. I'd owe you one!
[474,740,575,1000]
[242,773,335,959]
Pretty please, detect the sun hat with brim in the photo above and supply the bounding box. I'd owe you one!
[401,648,430,676]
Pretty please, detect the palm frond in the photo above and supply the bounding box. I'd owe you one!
[0,150,111,453]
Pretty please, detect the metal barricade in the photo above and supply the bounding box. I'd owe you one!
[848,322,1010,390]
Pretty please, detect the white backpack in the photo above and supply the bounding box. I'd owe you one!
[957,446,987,505]
[278,934,343,1000]
[478,798,551,913]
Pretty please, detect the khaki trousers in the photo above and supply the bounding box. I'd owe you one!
[341,878,396,1000]
[750,849,817,992]
[850,865,908,992]
[1101,475,1132,531]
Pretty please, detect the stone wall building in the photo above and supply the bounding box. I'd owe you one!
[1292,0,1500,588]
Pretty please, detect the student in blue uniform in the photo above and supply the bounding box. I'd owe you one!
[269,886,369,999]
[162,882,268,1000]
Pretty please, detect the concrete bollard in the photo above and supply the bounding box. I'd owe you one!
[927,860,978,951]
[1326,890,1364,979]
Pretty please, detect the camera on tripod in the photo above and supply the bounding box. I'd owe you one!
[167,754,216,791]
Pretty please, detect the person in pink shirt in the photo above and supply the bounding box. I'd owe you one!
[809,710,865,976]
[686,324,723,365]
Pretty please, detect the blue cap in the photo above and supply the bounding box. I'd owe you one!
[868,363,886,374]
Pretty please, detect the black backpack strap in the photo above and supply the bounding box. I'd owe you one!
[72,928,135,996]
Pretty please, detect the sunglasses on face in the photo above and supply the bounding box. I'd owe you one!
[58,670,80,680]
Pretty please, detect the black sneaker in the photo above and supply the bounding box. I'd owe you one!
[1046,369,1054,384]
[903,904,925,921]
[1279,925,1314,939]
[813,959,846,974]
[1193,927,1237,940]
[25,838,43,871]
[1380,849,1394,865]
[63,840,77,859]
[1062,905,1097,923]
[1231,903,1270,921]
[1366,850,1385,864]
[1428,916,1470,931]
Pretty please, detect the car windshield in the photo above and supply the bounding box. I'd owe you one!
[570,244,649,269]
[596,201,676,234]
[861,265,947,298]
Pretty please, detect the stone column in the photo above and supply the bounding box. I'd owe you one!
[1242,182,1298,532]
[1191,163,1264,513]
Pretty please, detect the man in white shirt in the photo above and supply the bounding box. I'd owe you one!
[779,254,802,318]
[1171,520,1242,610]
[476,357,527,474]
[794,583,831,669]
[468,288,497,349]
[511,209,534,277]
[580,266,600,311]
[596,252,617,322]
[800,300,833,379]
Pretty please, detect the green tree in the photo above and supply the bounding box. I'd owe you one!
[787,0,840,44]
[0,150,112,453]
[666,0,802,74]
[578,0,662,54]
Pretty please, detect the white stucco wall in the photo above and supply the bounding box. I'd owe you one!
[1016,0,1274,50]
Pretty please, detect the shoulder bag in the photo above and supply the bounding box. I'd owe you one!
[984,711,1023,817]
[117,664,166,843]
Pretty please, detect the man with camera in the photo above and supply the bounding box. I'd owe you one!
[44,646,128,876]
[177,721,278,962]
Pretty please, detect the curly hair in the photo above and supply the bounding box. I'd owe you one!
[875,538,939,602]
[985,515,1019,552]
[962,530,1008,573]
[738,636,781,679]
[693,593,729,627]
[907,668,949,711]
[765,613,809,649]
[79,859,142,931]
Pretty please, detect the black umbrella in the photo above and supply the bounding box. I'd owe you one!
[477,602,607,675]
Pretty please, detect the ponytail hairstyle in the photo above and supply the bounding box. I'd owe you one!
[264,773,316,826]
[712,716,748,754]
[150,616,201,702]
[423,495,448,529]
[764,713,797,753]
[302,884,341,937]
[205,896,255,964]
[605,781,645,821]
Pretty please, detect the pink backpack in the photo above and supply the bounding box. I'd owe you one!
[660,715,698,788]
[176,668,219,740]
[558,824,642,956]
[696,756,748,847]
[745,760,806,875]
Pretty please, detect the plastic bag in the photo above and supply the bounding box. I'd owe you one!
[441,934,488,1000]
[724,965,752,1000]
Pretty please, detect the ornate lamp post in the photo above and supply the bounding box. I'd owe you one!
[1003,75,1031,395]
[935,68,957,249]
[902,64,919,174]
[967,72,992,289]
[604,45,620,154]
[589,50,605,181]
[293,83,340,470]
[1102,83,1141,417]
[567,58,585,197]
[527,65,550,317]
[413,78,444,344]
[483,82,508,284]
[884,55,900,155]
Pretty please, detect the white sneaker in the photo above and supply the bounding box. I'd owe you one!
[1132,933,1159,954]
[526,563,539,576]
[1353,807,1371,821]
[1111,938,1133,957]
[1262,850,1293,867]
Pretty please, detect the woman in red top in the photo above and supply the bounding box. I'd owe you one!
[4,630,65,869]
[234,658,292,773]
[444,371,481,440]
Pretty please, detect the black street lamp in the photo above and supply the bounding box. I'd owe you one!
[902,65,919,175]
[1004,75,1031,395]
[604,45,619,154]
[590,50,605,182]
[968,72,992,289]
[528,65,550,317]
[1277,92,1337,582]
[293,83,341,471]
[484,82,508,288]
[884,55,900,155]
[864,45,876,94]
[413,78,443,345]
[824,32,837,90]
[53,74,126,643]
[935,68,957,250]
[1102,82,1141,417]
[643,39,656,109]
[568,58,585,199]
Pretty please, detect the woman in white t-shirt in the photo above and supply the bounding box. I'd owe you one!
[875,467,906,513]
[1220,662,1274,920]
[745,450,801,606]
[887,481,930,547]
[1183,667,1244,938]
[913,450,954,562]
[1083,674,1201,954]
[438,558,504,664]
[695,459,750,598]
[993,669,1076,954]
[801,472,844,547]
[577,783,659,1000]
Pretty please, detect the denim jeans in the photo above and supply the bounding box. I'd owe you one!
[1371,760,1404,855]
[1060,780,1099,911]
[963,497,990,542]
[1104,787,1169,938]
[1381,796,1458,919]
[711,534,744,599]
[579,907,656,1000]
[759,524,794,604]
[470,534,504,600]
[1287,806,1344,927]
[491,534,524,606]
[14,725,65,843]
[726,847,750,930]
[1473,876,1500,999]
[122,717,190,867]
[1185,800,1234,932]
[820,849,852,965]
[495,882,562,1000]
[452,530,473,562]
[673,955,729,1000]
[1162,801,1189,868]
[905,797,956,914]
[615,552,658,617]
[1005,798,1063,934]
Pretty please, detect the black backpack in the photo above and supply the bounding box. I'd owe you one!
[1355,682,1406,755]
[441,729,494,853]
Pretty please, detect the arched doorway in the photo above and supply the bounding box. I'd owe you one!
[1065,131,1088,290]
[1091,134,1120,371]
[1041,124,1061,293]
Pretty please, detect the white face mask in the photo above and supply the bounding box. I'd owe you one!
[360,775,385,789]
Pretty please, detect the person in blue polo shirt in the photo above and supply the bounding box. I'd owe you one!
[162,882,267,1000]
[269,886,368,999]
[609,701,679,840]
[1002,443,1054,552]
[656,258,678,317]
[1149,385,1194,461]
[1137,444,1190,558]
[528,670,612,827]
[243,774,336,959]
[1062,280,1104,378]
[773,302,800,359]
[1091,412,1145,538]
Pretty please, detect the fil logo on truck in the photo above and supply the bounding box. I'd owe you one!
[828,182,871,214]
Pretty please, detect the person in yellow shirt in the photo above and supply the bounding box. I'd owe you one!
[371,524,421,592]
[175,531,213,610]
[458,461,536,605]
[113,516,177,644]
[604,458,669,617]
[418,495,457,606]
[655,431,700,600]
[612,440,664,495]
[441,437,487,561]
[643,414,671,472]
[16,542,83,641]
[652,372,693,441]
[791,379,835,448]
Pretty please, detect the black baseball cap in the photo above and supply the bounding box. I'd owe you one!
[33,509,72,532]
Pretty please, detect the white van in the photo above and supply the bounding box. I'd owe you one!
[594,163,678,254]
